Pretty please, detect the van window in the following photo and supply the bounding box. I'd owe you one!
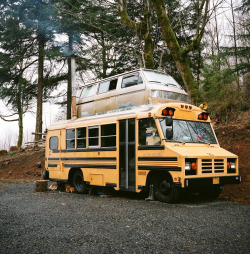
[88,126,99,147]
[98,79,117,94]
[139,118,160,146]
[81,84,97,98]
[77,127,86,148]
[66,129,75,149]
[121,73,143,88]
[49,136,58,150]
[101,124,116,147]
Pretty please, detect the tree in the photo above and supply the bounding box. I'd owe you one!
[0,0,37,147]
[150,0,210,103]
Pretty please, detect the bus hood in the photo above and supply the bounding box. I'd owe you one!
[168,144,237,158]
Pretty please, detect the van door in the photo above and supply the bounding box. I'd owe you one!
[119,119,136,191]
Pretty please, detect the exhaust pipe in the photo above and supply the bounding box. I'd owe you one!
[71,55,77,120]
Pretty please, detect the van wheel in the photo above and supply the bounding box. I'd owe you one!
[72,170,88,194]
[154,175,182,203]
[199,185,223,200]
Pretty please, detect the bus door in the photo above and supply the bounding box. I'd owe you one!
[119,119,136,191]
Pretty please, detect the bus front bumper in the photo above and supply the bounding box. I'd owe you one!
[184,175,241,188]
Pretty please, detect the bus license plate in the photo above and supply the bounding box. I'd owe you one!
[213,178,220,184]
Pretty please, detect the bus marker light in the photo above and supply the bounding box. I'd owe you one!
[162,107,176,116]
[191,162,197,170]
[198,112,209,120]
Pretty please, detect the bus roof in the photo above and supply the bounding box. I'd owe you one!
[48,102,205,130]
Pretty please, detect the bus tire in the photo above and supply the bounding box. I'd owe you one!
[199,185,223,200]
[72,170,88,194]
[154,175,181,203]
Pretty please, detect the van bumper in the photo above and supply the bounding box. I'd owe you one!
[184,175,241,188]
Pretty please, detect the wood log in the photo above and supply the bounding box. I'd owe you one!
[35,180,48,192]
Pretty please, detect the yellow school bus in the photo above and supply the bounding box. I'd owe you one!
[44,102,241,203]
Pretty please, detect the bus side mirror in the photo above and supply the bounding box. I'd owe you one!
[165,128,173,139]
[165,116,173,126]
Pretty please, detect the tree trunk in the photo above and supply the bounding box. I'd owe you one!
[101,32,108,78]
[151,0,198,103]
[35,35,45,141]
[17,80,23,148]
[67,33,73,120]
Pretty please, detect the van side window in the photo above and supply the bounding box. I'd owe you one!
[49,136,58,150]
[88,126,99,147]
[101,124,116,147]
[121,73,143,88]
[66,129,75,149]
[77,127,86,148]
[139,118,160,146]
[98,79,118,94]
[80,84,97,98]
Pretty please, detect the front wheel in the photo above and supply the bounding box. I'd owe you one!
[72,170,88,194]
[154,175,182,203]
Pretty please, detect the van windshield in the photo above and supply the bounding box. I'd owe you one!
[143,70,181,88]
[159,119,217,144]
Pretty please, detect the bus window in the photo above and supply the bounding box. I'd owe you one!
[49,136,58,150]
[139,118,160,146]
[101,123,116,147]
[77,127,86,148]
[98,79,118,94]
[88,126,99,147]
[121,73,143,88]
[81,84,97,98]
[66,129,75,149]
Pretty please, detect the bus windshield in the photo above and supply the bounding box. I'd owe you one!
[159,119,217,144]
[143,70,181,88]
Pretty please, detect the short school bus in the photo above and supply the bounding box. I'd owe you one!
[45,102,241,203]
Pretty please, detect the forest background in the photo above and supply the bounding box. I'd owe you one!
[0,0,249,150]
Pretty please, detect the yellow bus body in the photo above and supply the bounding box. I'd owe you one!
[45,102,240,203]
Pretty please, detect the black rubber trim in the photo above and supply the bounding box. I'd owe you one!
[138,157,177,161]
[48,158,60,161]
[138,185,144,190]
[138,146,165,150]
[61,157,116,161]
[64,164,116,169]
[105,183,117,187]
[138,166,181,171]
[49,178,68,182]
[52,147,116,153]
[48,164,58,167]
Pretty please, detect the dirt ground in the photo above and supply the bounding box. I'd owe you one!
[0,112,249,203]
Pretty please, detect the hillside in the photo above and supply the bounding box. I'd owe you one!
[0,112,249,203]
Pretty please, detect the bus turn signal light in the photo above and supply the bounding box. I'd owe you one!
[191,162,197,170]
[198,112,209,120]
[162,107,175,116]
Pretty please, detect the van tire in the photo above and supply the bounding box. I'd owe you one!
[154,175,181,203]
[72,170,88,194]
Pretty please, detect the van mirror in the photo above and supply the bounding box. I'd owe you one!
[165,128,173,140]
[165,116,173,126]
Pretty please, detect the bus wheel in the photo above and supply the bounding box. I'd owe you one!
[155,175,181,203]
[72,170,88,194]
[199,185,223,200]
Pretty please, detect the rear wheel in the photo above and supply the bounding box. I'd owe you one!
[154,175,182,203]
[72,170,88,194]
[199,185,223,200]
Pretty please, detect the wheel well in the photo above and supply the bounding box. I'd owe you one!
[146,171,173,187]
[68,168,82,184]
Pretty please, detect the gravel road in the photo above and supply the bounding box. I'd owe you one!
[0,182,249,254]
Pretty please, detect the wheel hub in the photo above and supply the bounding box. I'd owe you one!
[160,181,171,195]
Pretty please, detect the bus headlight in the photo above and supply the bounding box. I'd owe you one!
[227,159,236,173]
[185,162,191,170]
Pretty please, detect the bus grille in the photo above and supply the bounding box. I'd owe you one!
[201,159,225,174]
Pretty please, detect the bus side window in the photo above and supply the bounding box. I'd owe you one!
[139,118,160,146]
[121,73,143,88]
[66,129,75,149]
[98,79,118,94]
[49,136,58,150]
[101,123,116,147]
[88,126,99,147]
[77,127,86,148]
[80,84,98,98]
